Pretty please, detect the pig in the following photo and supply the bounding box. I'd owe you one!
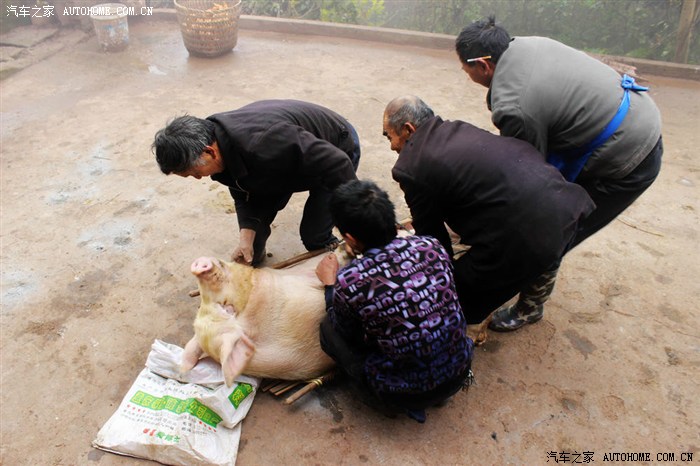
[180,252,347,387]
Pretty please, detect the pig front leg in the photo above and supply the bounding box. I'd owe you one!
[221,330,256,387]
[180,336,205,374]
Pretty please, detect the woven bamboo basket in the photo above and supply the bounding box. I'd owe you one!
[174,0,241,57]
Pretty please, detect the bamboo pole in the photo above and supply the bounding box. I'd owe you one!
[283,371,336,405]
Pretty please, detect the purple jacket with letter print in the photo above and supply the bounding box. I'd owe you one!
[328,235,473,396]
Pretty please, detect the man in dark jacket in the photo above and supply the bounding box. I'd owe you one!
[383,95,595,326]
[153,100,361,265]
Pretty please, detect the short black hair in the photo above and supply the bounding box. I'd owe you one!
[152,115,216,174]
[455,15,511,65]
[330,180,397,250]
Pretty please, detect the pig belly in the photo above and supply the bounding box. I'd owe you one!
[240,271,334,380]
[245,339,334,380]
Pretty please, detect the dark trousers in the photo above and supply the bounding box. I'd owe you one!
[569,136,663,250]
[456,137,663,323]
[319,316,470,411]
[249,127,361,259]
[454,264,545,324]
[319,316,370,385]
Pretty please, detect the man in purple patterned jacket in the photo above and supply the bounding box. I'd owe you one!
[315,180,474,423]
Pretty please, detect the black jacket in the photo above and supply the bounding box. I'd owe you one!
[209,100,358,230]
[392,116,595,286]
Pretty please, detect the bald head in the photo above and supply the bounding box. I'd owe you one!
[383,95,434,133]
[382,95,435,154]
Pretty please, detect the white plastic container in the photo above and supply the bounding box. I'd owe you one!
[90,3,129,52]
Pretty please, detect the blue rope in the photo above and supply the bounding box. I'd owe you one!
[546,74,648,182]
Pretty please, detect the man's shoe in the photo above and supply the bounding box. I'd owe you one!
[404,408,426,423]
[488,303,544,332]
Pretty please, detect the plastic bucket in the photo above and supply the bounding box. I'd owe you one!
[90,3,129,52]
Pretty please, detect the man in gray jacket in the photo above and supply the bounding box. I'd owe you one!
[455,16,663,331]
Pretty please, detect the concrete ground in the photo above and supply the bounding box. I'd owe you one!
[1,15,699,466]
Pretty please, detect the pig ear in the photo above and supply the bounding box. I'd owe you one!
[221,332,256,387]
[181,337,204,373]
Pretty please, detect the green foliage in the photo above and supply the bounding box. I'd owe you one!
[382,0,479,34]
[382,0,699,64]
[242,0,298,17]
[239,0,699,63]
[319,0,359,23]
[348,0,385,26]
[242,0,385,24]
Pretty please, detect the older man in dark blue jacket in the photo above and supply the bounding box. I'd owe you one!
[384,95,594,328]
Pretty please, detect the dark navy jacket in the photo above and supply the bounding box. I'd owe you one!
[392,116,595,291]
[209,100,358,230]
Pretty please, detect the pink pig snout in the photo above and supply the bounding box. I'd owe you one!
[191,257,214,276]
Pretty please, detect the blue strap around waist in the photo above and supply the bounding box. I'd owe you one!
[546,74,648,182]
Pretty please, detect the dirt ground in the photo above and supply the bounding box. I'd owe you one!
[1,17,699,466]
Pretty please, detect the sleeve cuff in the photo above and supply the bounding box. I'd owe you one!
[324,285,335,310]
